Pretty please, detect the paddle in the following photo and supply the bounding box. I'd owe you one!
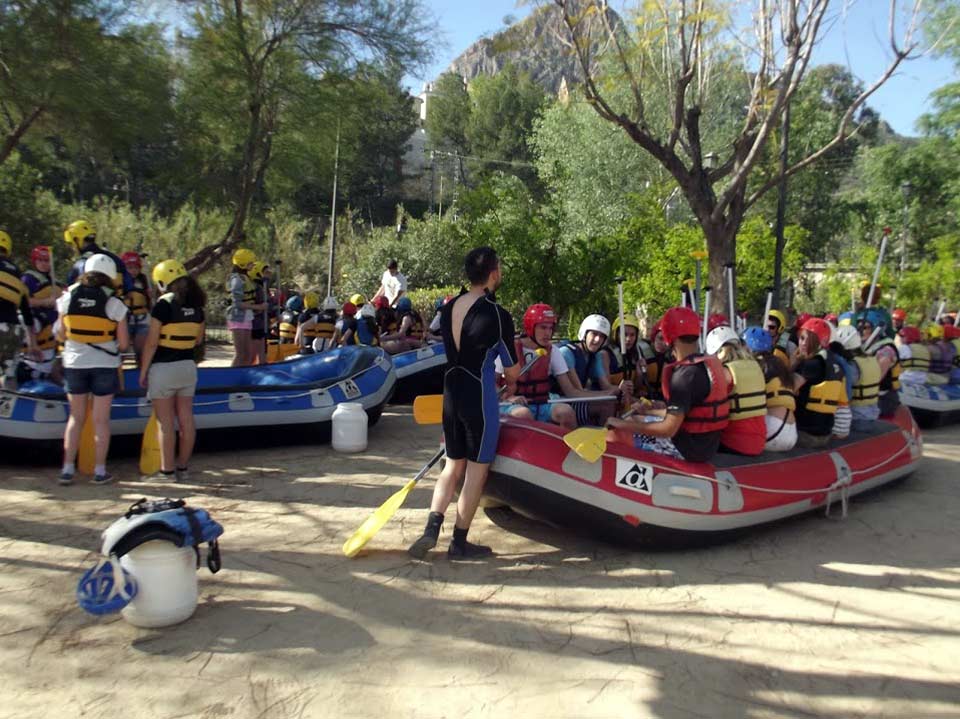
[78,397,95,475]
[342,447,446,558]
[615,274,633,412]
[562,408,649,463]
[139,411,161,475]
[412,348,547,425]
[345,348,547,556]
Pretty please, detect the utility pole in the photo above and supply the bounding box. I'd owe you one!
[772,104,791,308]
[327,119,341,299]
[900,181,912,282]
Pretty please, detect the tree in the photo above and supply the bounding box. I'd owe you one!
[549,0,927,304]
[174,0,434,275]
[425,72,471,152]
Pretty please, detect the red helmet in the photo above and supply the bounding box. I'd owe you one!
[121,251,141,269]
[796,312,812,329]
[800,317,832,348]
[943,324,960,340]
[660,306,701,345]
[892,308,907,321]
[523,303,557,337]
[30,245,50,266]
[824,313,838,324]
[707,313,729,332]
[649,320,662,341]
[898,326,922,344]
[342,302,357,316]
[374,296,389,310]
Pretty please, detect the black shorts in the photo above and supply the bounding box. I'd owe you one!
[442,366,501,463]
[251,328,266,340]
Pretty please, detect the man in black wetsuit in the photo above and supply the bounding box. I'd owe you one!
[409,247,520,560]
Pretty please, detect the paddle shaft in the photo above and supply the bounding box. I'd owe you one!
[866,228,890,309]
[501,395,617,407]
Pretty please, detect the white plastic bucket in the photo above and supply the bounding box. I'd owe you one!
[332,402,368,453]
[120,540,198,628]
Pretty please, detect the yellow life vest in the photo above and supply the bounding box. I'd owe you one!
[242,276,256,304]
[850,355,881,407]
[725,358,767,420]
[900,344,930,371]
[0,260,26,306]
[31,323,57,351]
[868,338,902,392]
[765,375,796,411]
[279,321,297,341]
[805,351,844,415]
[20,269,57,350]
[773,345,790,367]
[303,314,336,340]
[62,284,117,344]
[124,275,150,317]
[23,269,55,300]
[157,293,203,350]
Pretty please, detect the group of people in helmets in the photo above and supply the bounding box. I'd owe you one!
[232,253,442,361]
[0,221,206,487]
[494,280,957,464]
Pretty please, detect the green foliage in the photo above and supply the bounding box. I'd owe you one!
[0,155,62,265]
[425,73,471,151]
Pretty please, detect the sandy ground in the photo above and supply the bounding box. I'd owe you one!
[1,350,958,718]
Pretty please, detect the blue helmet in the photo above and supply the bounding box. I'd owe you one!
[838,311,855,327]
[285,295,303,313]
[434,296,445,311]
[76,557,138,616]
[396,296,412,313]
[742,325,773,353]
[858,308,885,329]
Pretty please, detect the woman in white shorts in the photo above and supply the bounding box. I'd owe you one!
[139,259,206,481]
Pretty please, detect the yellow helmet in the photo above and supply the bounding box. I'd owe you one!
[925,323,944,341]
[767,309,787,331]
[611,314,640,338]
[249,261,268,280]
[152,259,188,289]
[349,293,366,306]
[64,220,95,248]
[0,230,11,254]
[231,248,257,268]
[303,291,319,310]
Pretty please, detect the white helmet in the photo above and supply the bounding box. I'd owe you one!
[359,303,375,318]
[322,296,338,311]
[83,253,118,280]
[578,314,611,342]
[834,324,861,351]
[705,325,740,355]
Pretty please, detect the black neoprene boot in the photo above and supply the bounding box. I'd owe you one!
[447,526,493,560]
[408,511,444,559]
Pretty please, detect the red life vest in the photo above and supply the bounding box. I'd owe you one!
[661,354,730,434]
[514,339,552,404]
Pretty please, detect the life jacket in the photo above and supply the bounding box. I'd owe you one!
[605,345,639,385]
[124,274,150,317]
[850,355,881,407]
[156,293,203,350]
[804,350,844,415]
[868,338,901,392]
[242,276,256,304]
[401,310,424,340]
[377,307,398,334]
[952,338,960,357]
[355,317,379,346]
[0,257,26,306]
[338,317,359,345]
[724,358,767,420]
[62,284,118,346]
[514,340,552,403]
[21,269,57,350]
[23,268,54,301]
[645,353,668,397]
[834,354,854,406]
[101,498,223,574]
[278,310,298,341]
[661,354,730,433]
[765,376,796,411]
[568,343,602,390]
[900,344,930,371]
[929,341,954,375]
[302,310,336,343]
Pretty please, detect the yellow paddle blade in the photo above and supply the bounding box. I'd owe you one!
[139,412,161,475]
[412,394,444,425]
[562,426,608,464]
[78,399,96,475]
[342,478,418,557]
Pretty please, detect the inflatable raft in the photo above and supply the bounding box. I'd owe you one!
[389,343,447,403]
[899,381,960,427]
[483,406,922,548]
[0,345,395,451]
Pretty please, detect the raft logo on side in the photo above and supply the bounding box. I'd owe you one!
[615,457,654,495]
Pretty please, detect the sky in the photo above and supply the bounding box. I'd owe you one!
[407,0,956,137]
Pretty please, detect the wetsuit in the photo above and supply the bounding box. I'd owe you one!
[440,290,517,463]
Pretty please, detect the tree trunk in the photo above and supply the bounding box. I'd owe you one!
[0,106,44,165]
[704,219,739,320]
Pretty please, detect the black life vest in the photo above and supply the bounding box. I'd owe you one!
[63,284,118,345]
[157,293,204,350]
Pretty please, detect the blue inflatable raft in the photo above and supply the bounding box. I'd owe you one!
[899,380,960,427]
[389,343,447,403]
[0,345,395,450]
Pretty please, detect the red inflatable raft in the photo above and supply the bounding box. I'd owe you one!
[484,406,922,547]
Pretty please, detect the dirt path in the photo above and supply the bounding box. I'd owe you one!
[0,409,958,718]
